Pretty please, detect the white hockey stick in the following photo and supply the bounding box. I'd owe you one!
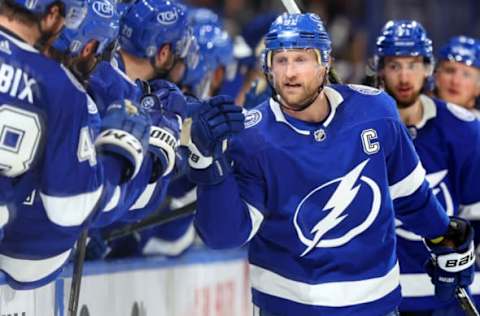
[280,0,301,14]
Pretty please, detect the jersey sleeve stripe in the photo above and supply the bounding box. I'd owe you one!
[40,186,103,227]
[389,162,426,200]
[250,262,400,307]
[142,223,195,256]
[102,186,121,212]
[245,200,265,243]
[130,183,157,210]
[0,249,71,283]
[460,202,480,220]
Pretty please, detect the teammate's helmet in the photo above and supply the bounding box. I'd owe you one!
[119,0,193,59]
[438,36,480,69]
[12,0,87,29]
[375,20,433,64]
[183,9,233,99]
[263,13,331,72]
[52,0,120,57]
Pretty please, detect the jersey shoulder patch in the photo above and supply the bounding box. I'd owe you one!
[347,84,382,95]
[446,102,476,122]
[244,109,262,129]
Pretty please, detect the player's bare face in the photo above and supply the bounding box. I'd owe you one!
[382,56,427,109]
[271,49,325,110]
[435,61,480,109]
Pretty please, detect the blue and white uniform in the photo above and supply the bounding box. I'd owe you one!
[194,84,450,316]
[88,56,170,227]
[396,95,480,311]
[0,28,123,289]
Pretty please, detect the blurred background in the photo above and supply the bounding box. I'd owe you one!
[184,0,480,84]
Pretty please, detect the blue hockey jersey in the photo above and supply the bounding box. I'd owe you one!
[0,28,123,289]
[88,57,170,227]
[395,95,480,311]
[194,84,450,316]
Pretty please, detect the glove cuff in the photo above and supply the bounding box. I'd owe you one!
[435,242,475,273]
[95,128,145,179]
[187,142,231,185]
[149,126,177,176]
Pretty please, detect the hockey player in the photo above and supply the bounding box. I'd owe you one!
[435,36,480,117]
[374,20,480,315]
[83,0,194,258]
[139,10,236,258]
[186,13,475,316]
[87,0,191,227]
[182,8,234,100]
[0,0,151,288]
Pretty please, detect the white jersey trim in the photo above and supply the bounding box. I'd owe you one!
[389,162,426,200]
[416,95,437,129]
[268,86,344,134]
[250,262,400,307]
[401,272,480,297]
[169,187,197,210]
[245,201,265,242]
[0,249,71,283]
[102,186,121,212]
[130,182,157,210]
[142,223,195,256]
[0,30,38,53]
[41,186,103,227]
[460,201,480,220]
[0,205,9,227]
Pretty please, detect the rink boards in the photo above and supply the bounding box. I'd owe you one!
[0,247,251,316]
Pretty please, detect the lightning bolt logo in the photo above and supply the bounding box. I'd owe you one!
[301,159,370,256]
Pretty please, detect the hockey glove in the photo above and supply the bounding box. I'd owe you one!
[140,81,186,179]
[425,216,475,302]
[95,100,151,180]
[187,95,244,185]
[140,79,187,119]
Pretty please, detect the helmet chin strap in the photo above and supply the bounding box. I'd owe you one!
[268,67,328,112]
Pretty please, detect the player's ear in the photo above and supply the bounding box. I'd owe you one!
[474,71,480,97]
[80,41,98,59]
[155,44,173,69]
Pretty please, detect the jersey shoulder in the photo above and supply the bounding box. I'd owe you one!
[432,97,480,141]
[330,84,400,123]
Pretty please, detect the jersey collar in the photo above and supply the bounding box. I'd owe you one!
[269,86,344,135]
[416,94,437,129]
[0,28,38,53]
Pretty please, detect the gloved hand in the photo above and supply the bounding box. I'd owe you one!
[95,99,151,180]
[140,79,187,119]
[139,81,186,178]
[425,216,475,302]
[187,95,244,185]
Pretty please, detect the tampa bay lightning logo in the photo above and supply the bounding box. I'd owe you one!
[92,0,114,18]
[294,159,381,256]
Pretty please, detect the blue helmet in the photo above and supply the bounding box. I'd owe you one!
[375,20,433,64]
[51,0,120,57]
[119,0,193,59]
[182,9,233,99]
[438,36,480,69]
[187,7,222,26]
[12,0,87,30]
[263,13,331,71]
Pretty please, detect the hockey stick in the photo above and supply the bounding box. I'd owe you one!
[68,228,88,316]
[456,287,480,316]
[103,201,197,242]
